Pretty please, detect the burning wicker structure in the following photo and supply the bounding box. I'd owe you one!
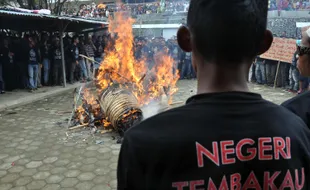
[68,82,143,137]
[99,85,143,135]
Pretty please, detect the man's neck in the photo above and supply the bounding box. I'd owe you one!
[196,62,250,94]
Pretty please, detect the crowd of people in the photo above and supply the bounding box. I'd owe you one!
[3,30,308,95]
[269,0,310,10]
[0,33,106,93]
[60,0,310,19]
[0,32,196,94]
[134,36,195,79]
[249,55,310,93]
[62,1,189,18]
[249,31,310,95]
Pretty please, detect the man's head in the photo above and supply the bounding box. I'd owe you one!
[177,0,273,70]
[42,33,48,42]
[29,37,35,47]
[3,38,9,47]
[73,36,79,44]
[55,37,60,47]
[98,36,103,42]
[296,28,310,76]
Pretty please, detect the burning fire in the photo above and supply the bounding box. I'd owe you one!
[97,12,179,105]
[70,10,180,132]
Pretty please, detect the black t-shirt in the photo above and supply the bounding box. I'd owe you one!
[70,44,79,61]
[51,47,62,62]
[282,91,310,128]
[95,41,105,57]
[40,44,49,59]
[256,56,264,62]
[29,48,38,64]
[0,47,11,64]
[184,52,191,60]
[118,92,310,190]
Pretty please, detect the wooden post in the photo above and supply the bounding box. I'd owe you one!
[59,21,67,87]
[273,60,281,88]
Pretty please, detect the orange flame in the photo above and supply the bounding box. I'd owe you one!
[97,11,179,105]
[75,88,98,124]
[103,117,111,127]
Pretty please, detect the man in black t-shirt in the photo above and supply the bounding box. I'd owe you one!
[287,51,300,93]
[28,37,40,92]
[50,37,63,86]
[282,30,310,128]
[69,36,79,84]
[117,0,310,189]
[254,56,266,85]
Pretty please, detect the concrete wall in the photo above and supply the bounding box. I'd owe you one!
[135,11,310,39]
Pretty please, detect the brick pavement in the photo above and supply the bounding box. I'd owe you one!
[0,83,82,112]
[0,80,294,190]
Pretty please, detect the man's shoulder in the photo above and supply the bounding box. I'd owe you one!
[281,91,310,108]
[281,92,310,127]
[125,98,309,136]
[125,105,188,136]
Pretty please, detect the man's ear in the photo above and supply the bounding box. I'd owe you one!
[177,26,192,52]
[257,30,273,55]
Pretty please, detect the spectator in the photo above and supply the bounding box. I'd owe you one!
[288,50,300,92]
[2,38,16,91]
[68,36,79,84]
[84,36,96,79]
[94,35,105,75]
[50,37,63,86]
[28,37,40,92]
[180,51,192,79]
[255,56,266,84]
[40,36,50,86]
[0,38,12,94]
[79,37,88,82]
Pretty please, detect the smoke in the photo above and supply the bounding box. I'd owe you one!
[141,94,169,120]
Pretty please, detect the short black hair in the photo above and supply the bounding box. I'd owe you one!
[73,35,79,41]
[187,0,268,64]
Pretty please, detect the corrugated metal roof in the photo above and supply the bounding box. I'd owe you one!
[0,9,55,18]
[0,9,108,25]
